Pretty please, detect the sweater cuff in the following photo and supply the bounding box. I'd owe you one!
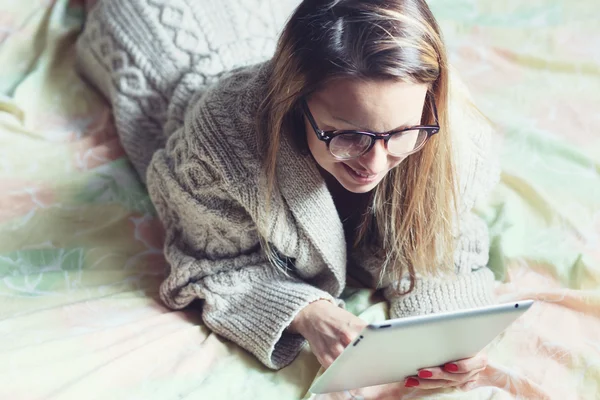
[199,274,334,370]
[387,267,496,318]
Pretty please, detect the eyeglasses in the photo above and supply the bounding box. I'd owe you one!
[301,93,440,160]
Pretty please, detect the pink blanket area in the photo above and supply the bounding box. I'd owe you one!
[1,0,598,399]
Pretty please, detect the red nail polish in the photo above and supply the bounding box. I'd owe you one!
[444,363,459,372]
[405,378,419,387]
[418,370,433,378]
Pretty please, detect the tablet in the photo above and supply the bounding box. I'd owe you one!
[309,299,534,394]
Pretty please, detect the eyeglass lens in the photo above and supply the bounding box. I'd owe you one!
[329,129,428,159]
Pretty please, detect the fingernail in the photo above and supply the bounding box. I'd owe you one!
[444,363,459,372]
[404,378,419,387]
[418,370,433,378]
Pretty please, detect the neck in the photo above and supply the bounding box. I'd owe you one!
[317,165,371,246]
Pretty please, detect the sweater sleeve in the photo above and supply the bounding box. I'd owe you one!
[146,128,334,370]
[386,212,496,318]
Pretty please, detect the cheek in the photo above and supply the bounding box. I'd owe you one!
[386,156,406,172]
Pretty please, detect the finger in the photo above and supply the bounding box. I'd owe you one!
[444,353,488,374]
[418,366,485,383]
[418,367,469,382]
[333,343,346,358]
[405,377,464,390]
[320,343,346,369]
[460,380,479,391]
[460,370,483,386]
[338,330,356,347]
[320,355,333,369]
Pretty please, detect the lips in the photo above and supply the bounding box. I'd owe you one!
[352,169,376,178]
[342,163,379,183]
[345,164,377,177]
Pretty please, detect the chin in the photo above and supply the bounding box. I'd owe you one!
[339,179,382,194]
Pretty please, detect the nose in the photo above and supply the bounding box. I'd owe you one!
[357,140,388,173]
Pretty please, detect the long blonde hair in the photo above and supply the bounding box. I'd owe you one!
[257,0,457,293]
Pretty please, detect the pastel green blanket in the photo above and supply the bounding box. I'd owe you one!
[1,0,598,399]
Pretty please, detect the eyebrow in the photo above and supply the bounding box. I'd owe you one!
[330,114,417,133]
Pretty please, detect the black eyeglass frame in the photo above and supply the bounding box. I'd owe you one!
[301,92,441,160]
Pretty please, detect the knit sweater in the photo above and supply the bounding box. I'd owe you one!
[76,0,500,370]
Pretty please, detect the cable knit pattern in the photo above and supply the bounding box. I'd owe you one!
[76,0,299,180]
[75,0,500,370]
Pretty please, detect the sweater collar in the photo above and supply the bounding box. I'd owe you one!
[276,131,347,285]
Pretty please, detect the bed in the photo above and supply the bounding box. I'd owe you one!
[1,0,599,399]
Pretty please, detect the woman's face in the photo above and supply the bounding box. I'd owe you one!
[304,78,429,194]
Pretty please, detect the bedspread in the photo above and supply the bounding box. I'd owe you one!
[1,0,599,399]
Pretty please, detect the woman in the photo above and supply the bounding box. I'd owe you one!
[76,0,499,392]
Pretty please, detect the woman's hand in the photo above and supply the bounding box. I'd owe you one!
[288,300,368,368]
[404,352,488,390]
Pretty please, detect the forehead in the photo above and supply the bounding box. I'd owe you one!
[309,77,429,132]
